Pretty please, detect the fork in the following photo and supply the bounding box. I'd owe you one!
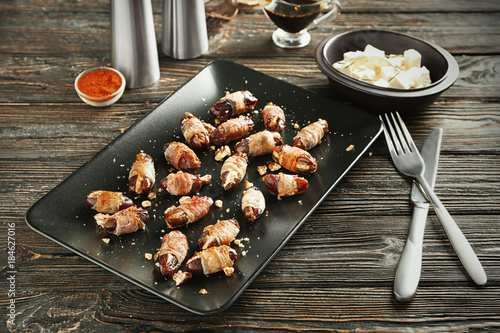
[380,112,487,286]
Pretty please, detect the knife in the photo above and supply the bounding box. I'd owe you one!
[394,128,443,302]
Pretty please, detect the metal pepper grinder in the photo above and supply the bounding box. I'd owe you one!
[161,0,209,60]
[111,0,160,89]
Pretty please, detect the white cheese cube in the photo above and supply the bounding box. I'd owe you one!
[351,66,376,82]
[379,66,398,81]
[387,56,404,68]
[405,66,431,88]
[364,44,385,58]
[388,71,414,89]
[373,78,390,87]
[342,52,368,68]
[333,62,353,76]
[403,49,422,69]
[343,50,365,60]
[363,44,389,71]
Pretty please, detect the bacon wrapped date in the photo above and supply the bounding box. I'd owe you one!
[242,181,266,222]
[160,171,211,196]
[262,172,309,199]
[210,115,254,146]
[221,152,248,191]
[272,145,318,175]
[129,152,155,194]
[209,90,258,121]
[163,142,201,172]
[197,219,240,250]
[186,245,237,276]
[233,130,282,157]
[262,102,285,132]
[86,190,134,214]
[154,230,188,278]
[292,119,329,150]
[164,196,213,229]
[94,206,148,236]
[180,112,210,149]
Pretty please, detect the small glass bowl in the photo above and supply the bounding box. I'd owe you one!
[74,67,126,107]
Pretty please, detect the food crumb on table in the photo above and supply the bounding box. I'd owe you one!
[257,165,267,175]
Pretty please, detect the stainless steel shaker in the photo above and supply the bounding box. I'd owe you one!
[111,0,160,89]
[161,0,209,60]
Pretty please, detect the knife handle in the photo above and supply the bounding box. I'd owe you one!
[417,176,488,286]
[394,204,428,302]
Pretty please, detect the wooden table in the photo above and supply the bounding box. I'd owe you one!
[2,0,499,331]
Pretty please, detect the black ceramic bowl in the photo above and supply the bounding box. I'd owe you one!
[315,29,459,112]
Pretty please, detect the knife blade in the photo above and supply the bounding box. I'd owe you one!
[394,128,443,302]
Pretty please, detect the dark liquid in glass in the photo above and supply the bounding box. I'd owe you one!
[264,0,324,33]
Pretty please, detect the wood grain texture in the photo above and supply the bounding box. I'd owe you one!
[1,0,499,332]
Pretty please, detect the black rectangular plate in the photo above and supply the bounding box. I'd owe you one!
[26,60,382,315]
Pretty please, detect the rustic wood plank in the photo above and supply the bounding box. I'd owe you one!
[8,216,500,330]
[2,152,498,214]
[0,55,499,103]
[11,213,499,284]
[2,100,499,159]
[1,10,499,55]
[1,0,500,13]
[9,284,500,332]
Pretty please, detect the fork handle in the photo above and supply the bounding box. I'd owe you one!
[417,176,487,286]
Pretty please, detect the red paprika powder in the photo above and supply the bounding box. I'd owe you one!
[77,68,123,98]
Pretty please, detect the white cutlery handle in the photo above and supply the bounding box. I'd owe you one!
[417,176,487,286]
[394,204,428,302]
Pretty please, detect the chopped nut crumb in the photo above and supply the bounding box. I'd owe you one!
[369,152,373,156]
[173,271,192,286]
[144,253,153,260]
[244,180,253,190]
[199,288,209,295]
[257,165,267,175]
[234,239,241,246]
[241,251,247,256]
[346,144,355,152]
[142,200,152,208]
[298,200,303,205]
[215,145,231,161]
[294,123,300,129]
[223,267,234,276]
[268,162,281,171]
[148,192,157,200]
[226,208,230,213]
[215,200,223,208]
[102,238,110,244]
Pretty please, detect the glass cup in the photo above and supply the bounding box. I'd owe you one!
[260,0,341,48]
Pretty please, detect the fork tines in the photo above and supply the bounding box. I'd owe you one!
[379,112,418,156]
